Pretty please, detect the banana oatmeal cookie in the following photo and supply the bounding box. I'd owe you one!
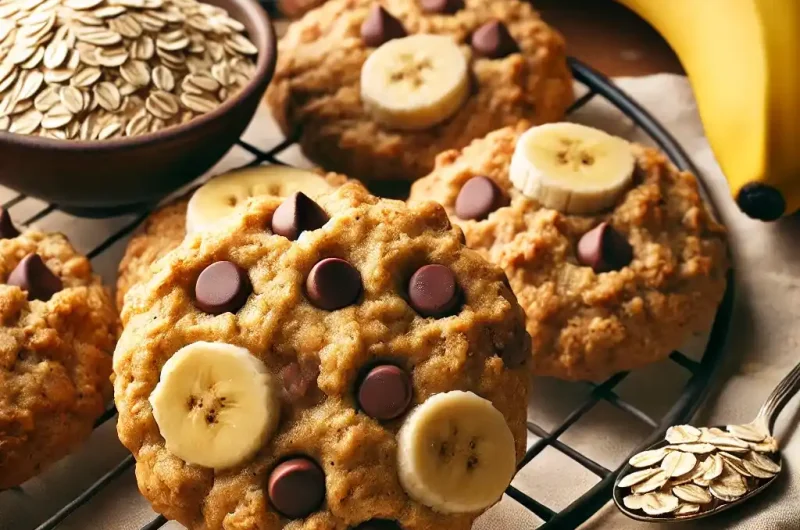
[278,0,328,17]
[116,195,190,311]
[0,215,118,489]
[114,183,529,529]
[266,0,573,182]
[116,167,349,311]
[409,123,728,381]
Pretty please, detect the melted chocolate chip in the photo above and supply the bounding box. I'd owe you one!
[306,258,362,310]
[353,520,404,530]
[271,192,329,241]
[577,222,633,273]
[7,253,63,301]
[194,261,252,314]
[268,458,326,519]
[407,264,460,317]
[0,208,20,239]
[357,365,413,420]
[471,20,519,59]
[420,0,463,14]
[501,326,530,369]
[361,5,407,47]
[455,176,506,221]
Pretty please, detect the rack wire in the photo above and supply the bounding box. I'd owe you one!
[0,57,734,530]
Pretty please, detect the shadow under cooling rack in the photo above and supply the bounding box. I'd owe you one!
[2,57,734,530]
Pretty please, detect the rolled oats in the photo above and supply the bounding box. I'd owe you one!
[675,503,700,515]
[671,484,712,504]
[661,451,697,478]
[0,0,257,140]
[726,424,767,443]
[618,422,781,518]
[640,493,679,516]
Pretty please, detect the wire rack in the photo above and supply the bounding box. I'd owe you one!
[0,56,734,530]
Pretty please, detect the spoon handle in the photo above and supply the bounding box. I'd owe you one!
[755,360,800,434]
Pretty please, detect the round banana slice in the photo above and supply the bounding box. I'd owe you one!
[509,122,635,214]
[149,341,280,470]
[186,166,336,234]
[397,390,516,514]
[360,34,469,131]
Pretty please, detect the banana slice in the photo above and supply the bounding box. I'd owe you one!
[360,34,469,131]
[509,122,635,214]
[397,390,516,514]
[186,166,336,234]
[149,341,280,470]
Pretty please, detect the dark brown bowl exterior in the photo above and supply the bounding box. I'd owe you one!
[0,0,276,215]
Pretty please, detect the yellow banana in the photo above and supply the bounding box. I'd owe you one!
[616,0,800,221]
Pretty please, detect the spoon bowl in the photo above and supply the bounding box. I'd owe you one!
[613,434,782,522]
[613,358,800,524]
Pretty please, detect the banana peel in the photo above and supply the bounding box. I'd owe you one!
[616,0,800,220]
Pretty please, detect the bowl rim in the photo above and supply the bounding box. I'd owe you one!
[0,0,276,152]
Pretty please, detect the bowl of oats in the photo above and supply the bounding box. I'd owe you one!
[0,0,276,215]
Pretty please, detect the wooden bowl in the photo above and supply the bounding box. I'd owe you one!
[0,0,276,217]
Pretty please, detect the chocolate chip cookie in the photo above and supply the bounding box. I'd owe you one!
[409,123,729,381]
[266,0,573,182]
[278,0,328,17]
[0,211,118,489]
[114,183,529,529]
[116,166,350,310]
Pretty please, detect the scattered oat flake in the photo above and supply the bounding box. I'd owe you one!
[641,492,680,516]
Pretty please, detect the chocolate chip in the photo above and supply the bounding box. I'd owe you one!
[357,365,412,420]
[194,261,252,314]
[420,0,463,14]
[0,208,20,239]
[361,5,407,47]
[306,258,362,310]
[7,253,63,301]
[271,192,329,241]
[454,176,506,221]
[502,328,530,369]
[408,264,460,317]
[268,458,326,519]
[354,520,404,530]
[471,20,519,59]
[577,222,633,273]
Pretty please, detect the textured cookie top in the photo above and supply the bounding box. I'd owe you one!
[116,171,351,312]
[0,231,117,488]
[266,0,573,181]
[114,183,529,529]
[409,125,729,381]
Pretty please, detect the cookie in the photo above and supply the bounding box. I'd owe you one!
[409,123,729,381]
[266,0,573,182]
[116,167,350,310]
[0,215,118,489]
[116,195,189,311]
[114,183,529,529]
[278,0,328,17]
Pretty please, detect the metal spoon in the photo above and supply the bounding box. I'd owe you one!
[614,360,800,522]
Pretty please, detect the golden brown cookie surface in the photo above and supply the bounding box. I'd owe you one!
[116,195,190,311]
[114,183,529,529]
[409,124,729,381]
[278,0,328,17]
[266,0,573,182]
[0,231,118,489]
[116,171,351,311]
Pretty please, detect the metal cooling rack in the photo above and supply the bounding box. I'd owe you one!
[0,57,734,530]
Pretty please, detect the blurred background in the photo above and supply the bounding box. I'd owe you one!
[273,0,683,76]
